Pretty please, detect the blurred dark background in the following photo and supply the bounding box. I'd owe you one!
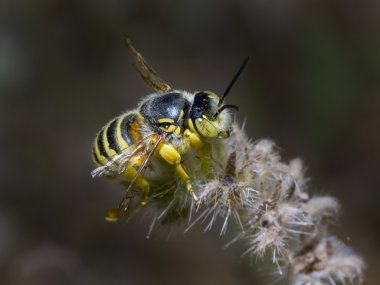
[1,0,379,284]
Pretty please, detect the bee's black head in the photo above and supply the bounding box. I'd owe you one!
[187,57,249,139]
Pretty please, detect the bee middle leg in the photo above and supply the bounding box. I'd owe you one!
[158,143,198,201]
[123,164,151,206]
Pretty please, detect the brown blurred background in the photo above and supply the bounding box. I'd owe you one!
[1,0,379,284]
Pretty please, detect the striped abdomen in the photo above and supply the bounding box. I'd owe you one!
[92,112,142,167]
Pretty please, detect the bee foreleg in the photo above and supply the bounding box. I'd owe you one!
[158,143,198,201]
[184,129,203,149]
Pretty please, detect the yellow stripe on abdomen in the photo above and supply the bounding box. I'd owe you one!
[103,119,118,159]
[93,128,109,165]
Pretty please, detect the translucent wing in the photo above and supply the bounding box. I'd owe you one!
[91,133,163,178]
[117,135,164,214]
[94,134,165,221]
[125,37,171,93]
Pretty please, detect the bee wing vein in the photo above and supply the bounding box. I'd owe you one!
[91,134,160,177]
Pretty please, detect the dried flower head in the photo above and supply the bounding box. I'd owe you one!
[289,236,366,285]
[187,124,365,284]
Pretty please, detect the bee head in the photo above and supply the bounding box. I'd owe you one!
[188,57,249,139]
[188,91,237,139]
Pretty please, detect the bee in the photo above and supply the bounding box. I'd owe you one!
[92,38,248,221]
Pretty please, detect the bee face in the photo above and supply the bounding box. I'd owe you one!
[188,91,232,139]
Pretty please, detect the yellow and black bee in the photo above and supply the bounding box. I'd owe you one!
[92,39,248,221]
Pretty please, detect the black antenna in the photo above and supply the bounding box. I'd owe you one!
[218,56,249,107]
